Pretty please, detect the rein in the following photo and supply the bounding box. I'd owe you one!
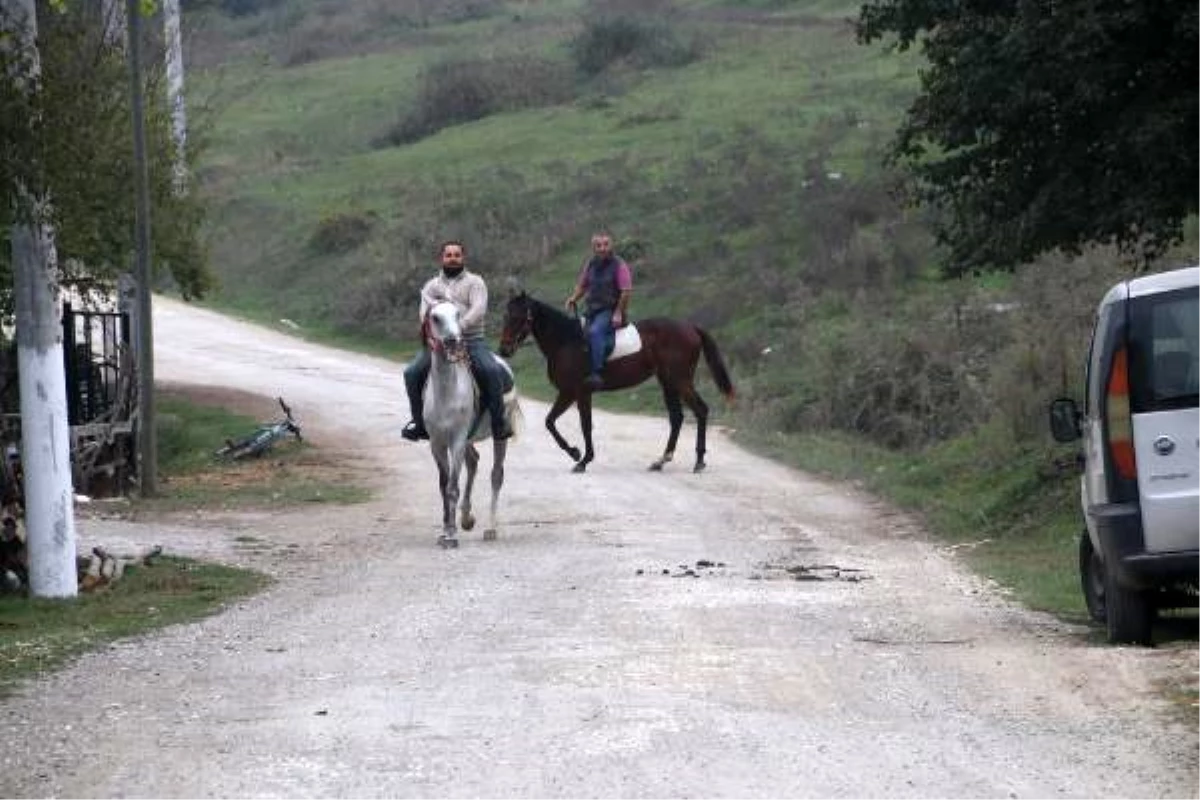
[424,317,470,364]
[501,308,533,353]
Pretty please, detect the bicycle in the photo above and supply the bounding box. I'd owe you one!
[214,397,302,461]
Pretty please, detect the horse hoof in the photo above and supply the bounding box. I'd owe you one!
[438,535,459,549]
[461,514,476,531]
[567,447,581,462]
[483,529,497,541]
[693,462,706,473]
[571,462,587,474]
[648,461,664,472]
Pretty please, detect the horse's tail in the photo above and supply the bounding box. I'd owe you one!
[696,327,736,403]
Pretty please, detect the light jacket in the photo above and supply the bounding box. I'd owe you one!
[419,270,488,341]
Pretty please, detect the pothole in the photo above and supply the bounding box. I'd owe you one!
[754,562,872,582]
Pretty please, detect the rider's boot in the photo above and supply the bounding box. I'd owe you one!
[402,418,428,441]
[401,369,429,441]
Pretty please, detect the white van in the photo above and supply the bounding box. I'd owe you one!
[1050,264,1199,645]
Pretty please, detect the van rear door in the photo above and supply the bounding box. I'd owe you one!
[1129,286,1199,553]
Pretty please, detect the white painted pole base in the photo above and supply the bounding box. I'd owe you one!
[11,213,78,599]
[17,341,78,598]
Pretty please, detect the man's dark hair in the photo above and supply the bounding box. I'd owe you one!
[439,239,466,256]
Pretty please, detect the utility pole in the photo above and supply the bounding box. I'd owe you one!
[126,0,156,496]
[4,0,78,597]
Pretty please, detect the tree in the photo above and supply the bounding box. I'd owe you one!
[0,0,213,316]
[856,0,1198,274]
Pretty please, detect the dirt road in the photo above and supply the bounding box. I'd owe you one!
[2,297,1196,798]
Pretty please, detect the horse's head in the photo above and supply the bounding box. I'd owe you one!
[425,301,469,362]
[498,291,532,358]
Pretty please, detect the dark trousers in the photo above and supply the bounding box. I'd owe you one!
[584,308,615,376]
[404,341,507,432]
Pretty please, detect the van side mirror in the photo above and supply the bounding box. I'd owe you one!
[1048,397,1082,442]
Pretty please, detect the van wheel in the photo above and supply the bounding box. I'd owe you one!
[1078,531,1106,623]
[1103,560,1155,646]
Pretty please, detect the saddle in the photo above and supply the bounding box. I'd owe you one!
[465,351,517,442]
[579,319,644,362]
[608,324,643,361]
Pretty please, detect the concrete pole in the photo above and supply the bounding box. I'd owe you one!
[4,0,78,598]
[126,0,157,496]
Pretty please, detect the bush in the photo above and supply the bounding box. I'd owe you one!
[570,15,702,76]
[308,212,375,255]
[382,55,574,146]
[985,249,1132,440]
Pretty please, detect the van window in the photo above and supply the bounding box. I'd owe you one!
[1085,302,1115,416]
[1130,288,1199,412]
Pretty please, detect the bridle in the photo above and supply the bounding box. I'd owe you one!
[499,306,532,356]
[424,308,470,364]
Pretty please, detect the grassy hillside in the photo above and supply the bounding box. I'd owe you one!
[181,0,1196,631]
[188,1,921,333]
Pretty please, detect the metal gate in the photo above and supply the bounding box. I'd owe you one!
[62,303,131,425]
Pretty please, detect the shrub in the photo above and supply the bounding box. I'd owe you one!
[984,249,1132,441]
[570,15,701,76]
[382,55,574,146]
[333,266,423,341]
[308,212,375,255]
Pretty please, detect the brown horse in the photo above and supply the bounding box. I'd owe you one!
[498,291,735,473]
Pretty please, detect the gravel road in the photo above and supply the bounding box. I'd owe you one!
[1,296,1196,799]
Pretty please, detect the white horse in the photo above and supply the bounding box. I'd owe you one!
[422,301,521,548]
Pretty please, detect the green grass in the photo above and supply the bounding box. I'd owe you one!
[147,389,374,513]
[189,3,922,329]
[0,557,270,696]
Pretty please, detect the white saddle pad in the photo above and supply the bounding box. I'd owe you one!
[608,324,643,361]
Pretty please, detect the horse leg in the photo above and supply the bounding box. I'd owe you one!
[439,442,465,549]
[431,445,458,548]
[649,385,685,472]
[680,384,710,473]
[484,439,507,541]
[573,393,595,473]
[460,442,478,532]
[545,392,581,463]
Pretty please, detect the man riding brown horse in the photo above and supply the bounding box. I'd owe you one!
[563,231,633,390]
[499,290,735,474]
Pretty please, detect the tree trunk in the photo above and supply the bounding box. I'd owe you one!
[162,0,187,193]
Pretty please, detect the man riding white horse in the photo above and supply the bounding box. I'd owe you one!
[402,240,513,442]
[422,299,518,547]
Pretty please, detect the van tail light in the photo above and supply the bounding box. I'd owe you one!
[1105,346,1137,480]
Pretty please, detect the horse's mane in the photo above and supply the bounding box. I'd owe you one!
[527,295,585,344]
